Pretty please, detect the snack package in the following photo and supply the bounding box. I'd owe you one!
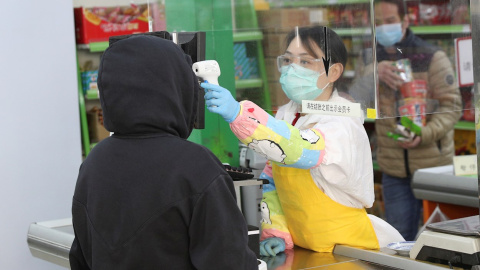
[398,99,426,127]
[393,59,413,83]
[400,80,427,99]
[387,116,422,142]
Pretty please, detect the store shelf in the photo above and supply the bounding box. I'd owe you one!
[336,28,370,36]
[85,89,99,100]
[334,24,471,37]
[270,0,368,8]
[454,121,475,131]
[373,160,379,171]
[235,78,263,89]
[77,42,109,53]
[364,119,474,131]
[233,31,263,42]
[410,24,471,35]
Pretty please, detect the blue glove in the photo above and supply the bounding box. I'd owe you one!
[201,82,240,123]
[259,237,286,256]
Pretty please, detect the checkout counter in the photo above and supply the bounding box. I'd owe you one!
[28,176,462,270]
[412,165,479,222]
[27,217,461,269]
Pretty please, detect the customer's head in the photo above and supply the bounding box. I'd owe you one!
[278,26,346,102]
[97,35,199,139]
[374,0,409,47]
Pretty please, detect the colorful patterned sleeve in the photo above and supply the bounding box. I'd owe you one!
[259,161,294,249]
[230,101,326,168]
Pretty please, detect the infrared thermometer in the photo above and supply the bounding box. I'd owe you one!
[192,60,221,85]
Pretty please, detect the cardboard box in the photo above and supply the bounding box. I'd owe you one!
[262,31,289,57]
[74,5,149,44]
[308,8,329,25]
[257,8,310,32]
[268,81,289,108]
[87,107,110,143]
[264,57,281,82]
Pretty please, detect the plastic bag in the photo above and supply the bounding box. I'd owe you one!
[415,205,449,240]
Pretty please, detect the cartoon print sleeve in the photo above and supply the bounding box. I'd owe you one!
[230,101,325,168]
[259,161,294,249]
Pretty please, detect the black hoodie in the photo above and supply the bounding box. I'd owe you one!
[69,35,257,270]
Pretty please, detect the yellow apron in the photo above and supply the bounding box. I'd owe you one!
[272,164,379,252]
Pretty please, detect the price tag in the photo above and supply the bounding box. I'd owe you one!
[453,155,477,176]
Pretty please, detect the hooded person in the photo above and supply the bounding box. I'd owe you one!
[69,34,258,270]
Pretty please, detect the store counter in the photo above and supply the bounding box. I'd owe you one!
[28,219,459,269]
[259,245,461,269]
[28,177,461,269]
[412,165,478,222]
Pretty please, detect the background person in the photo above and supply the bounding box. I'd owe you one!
[202,26,404,256]
[354,0,462,241]
[69,35,258,270]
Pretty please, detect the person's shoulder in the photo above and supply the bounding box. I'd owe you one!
[409,31,440,52]
[177,139,229,175]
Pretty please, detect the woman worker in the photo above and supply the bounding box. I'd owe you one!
[201,26,404,256]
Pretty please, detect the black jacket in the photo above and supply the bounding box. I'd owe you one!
[69,35,257,270]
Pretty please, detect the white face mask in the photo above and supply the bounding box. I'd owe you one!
[376,23,403,47]
[279,64,330,104]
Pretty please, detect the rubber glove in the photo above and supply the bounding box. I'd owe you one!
[259,237,286,257]
[201,82,240,123]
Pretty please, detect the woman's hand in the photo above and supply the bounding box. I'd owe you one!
[201,82,240,123]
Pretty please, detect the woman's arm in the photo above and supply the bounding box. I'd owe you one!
[259,161,294,250]
[230,101,325,168]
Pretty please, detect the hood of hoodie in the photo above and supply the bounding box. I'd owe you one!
[97,35,199,139]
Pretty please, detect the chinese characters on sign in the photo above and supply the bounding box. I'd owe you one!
[455,37,473,87]
[302,100,362,118]
[453,155,477,176]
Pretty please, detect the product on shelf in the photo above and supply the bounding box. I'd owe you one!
[87,107,110,143]
[328,4,369,28]
[81,70,98,95]
[454,129,476,155]
[418,1,452,25]
[80,60,98,95]
[460,87,475,122]
[451,0,470,24]
[234,42,260,80]
[74,3,151,44]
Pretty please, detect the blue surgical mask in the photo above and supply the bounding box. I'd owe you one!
[376,23,403,47]
[279,64,330,104]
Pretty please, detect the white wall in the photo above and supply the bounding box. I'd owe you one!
[0,1,82,269]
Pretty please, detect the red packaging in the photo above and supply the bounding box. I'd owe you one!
[419,2,451,25]
[407,2,420,26]
[74,5,149,44]
[400,80,427,99]
[399,99,426,127]
[351,4,369,27]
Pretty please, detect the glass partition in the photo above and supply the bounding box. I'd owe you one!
[73,0,475,162]
[144,0,472,121]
